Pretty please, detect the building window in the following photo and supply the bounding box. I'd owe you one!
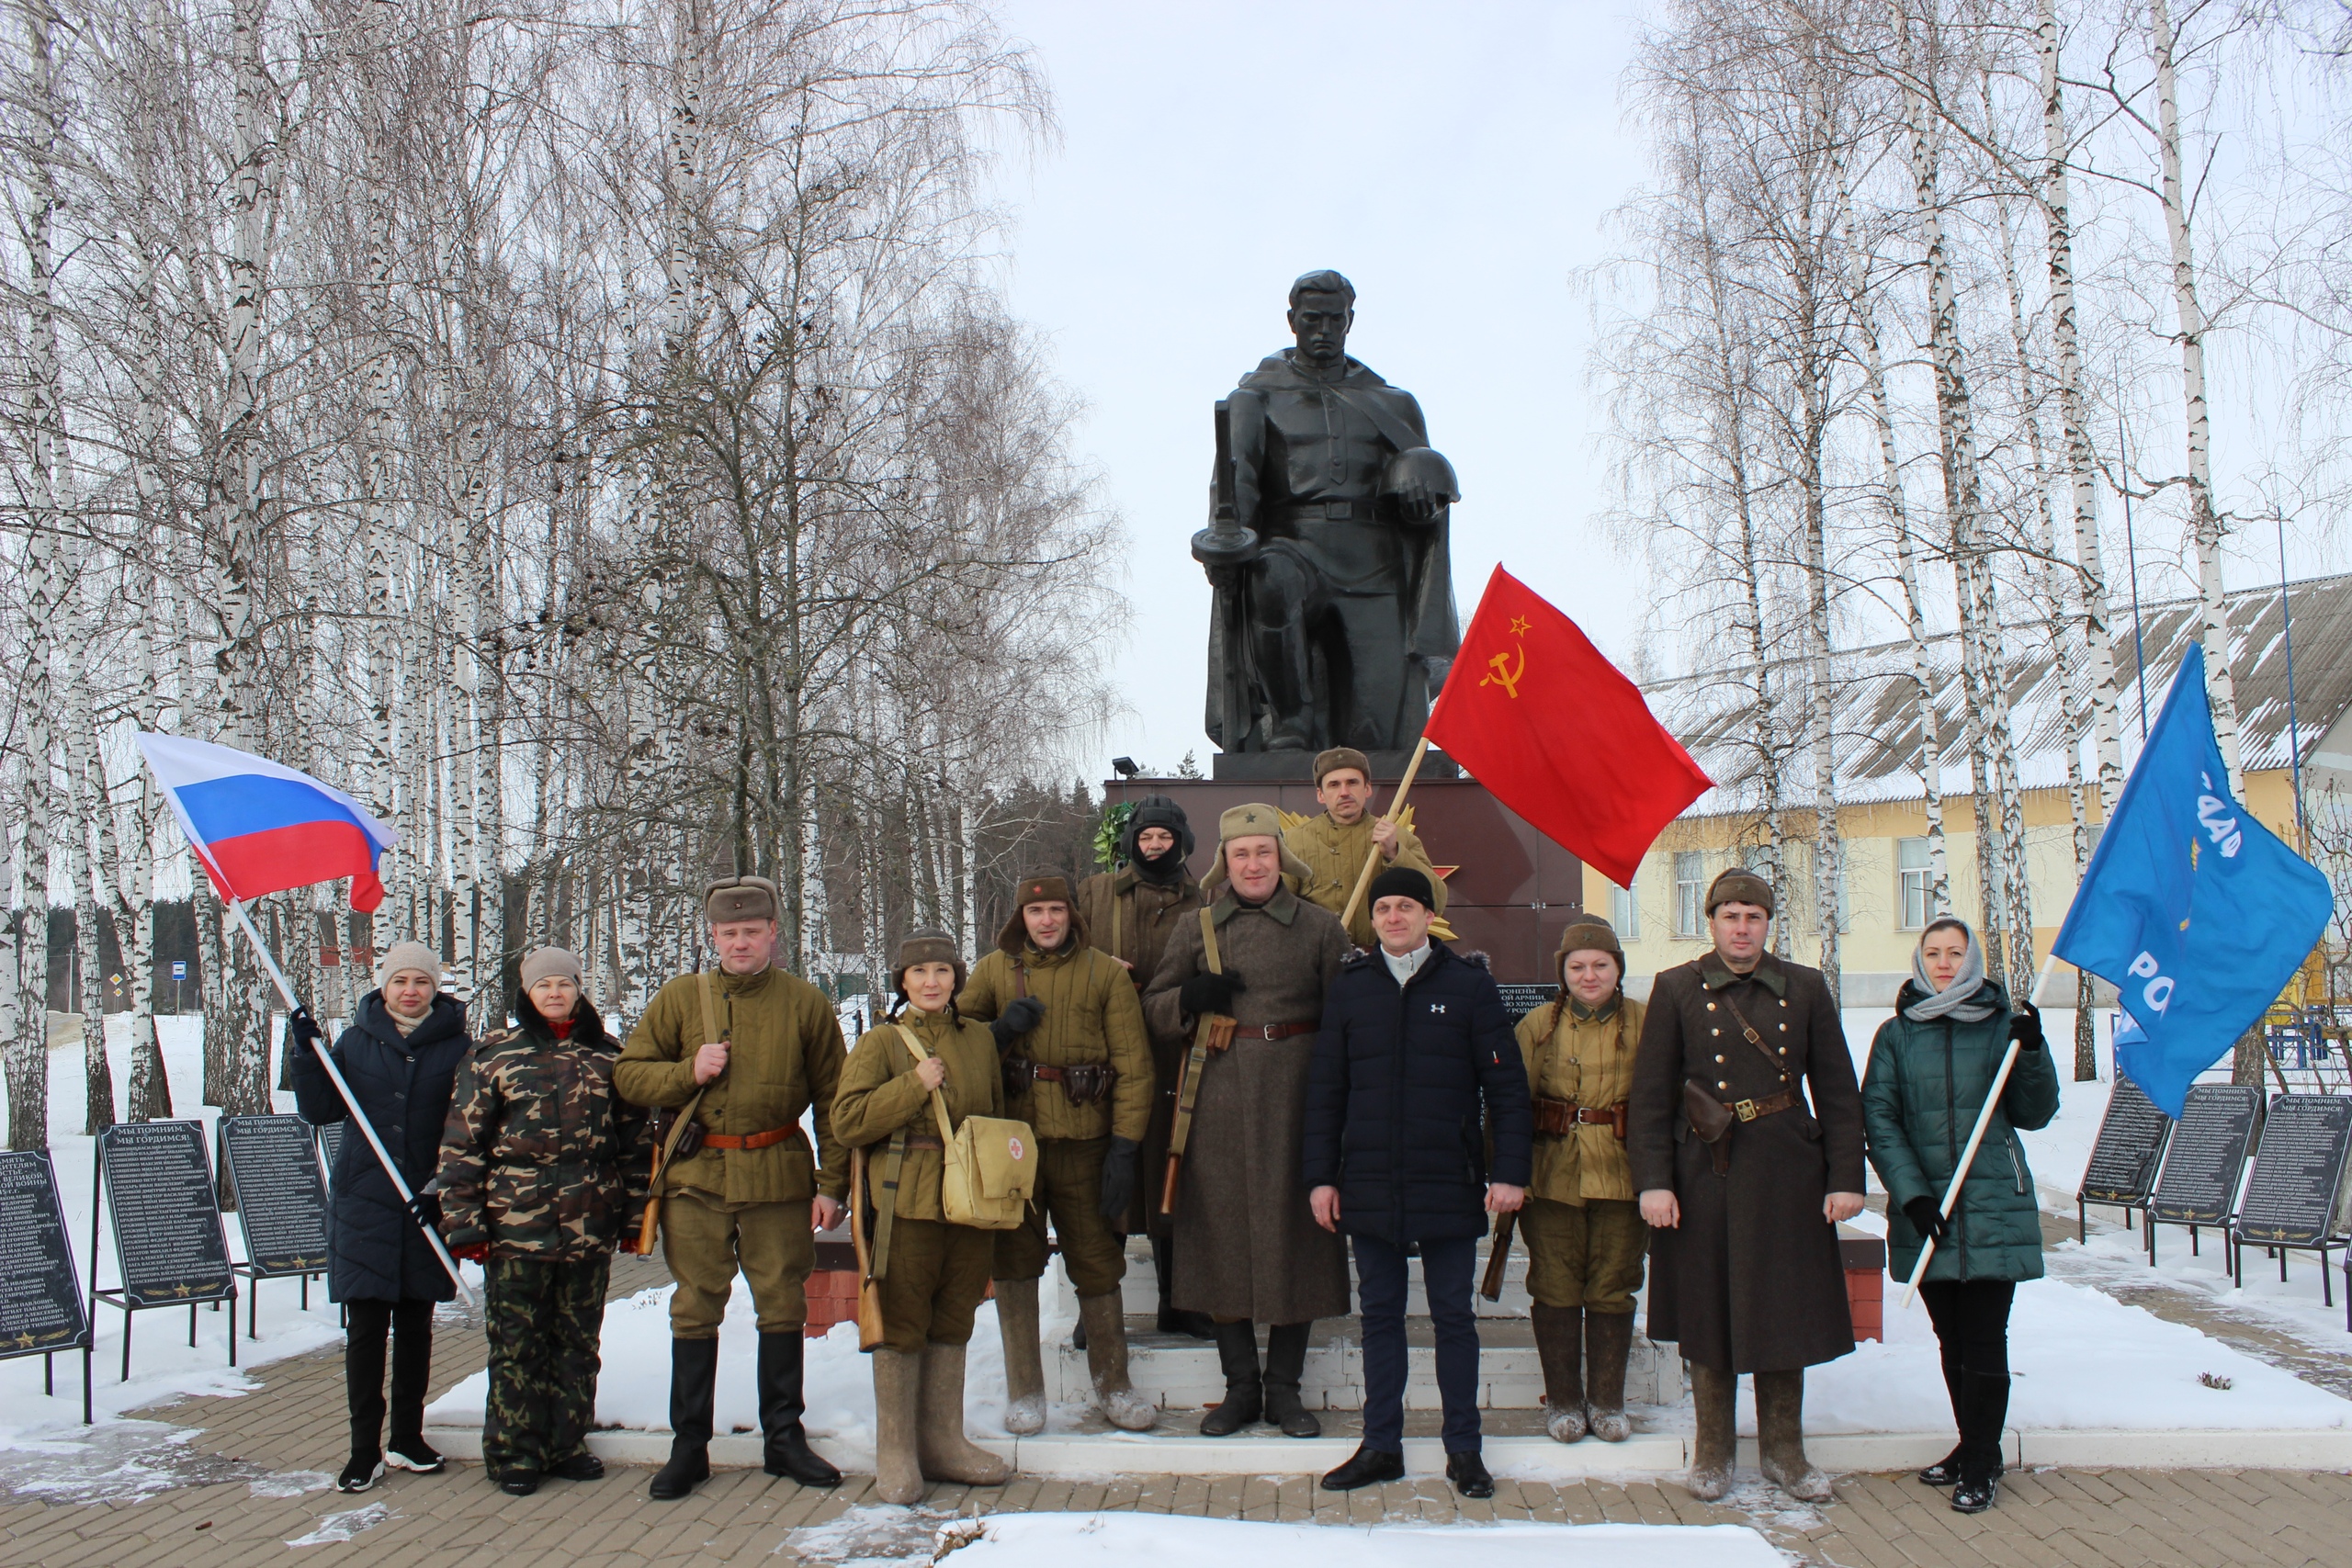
[1897,837,1932,930]
[1611,879,1638,939]
[1674,852,1706,938]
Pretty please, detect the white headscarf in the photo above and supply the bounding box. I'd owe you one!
[1904,919,1999,1023]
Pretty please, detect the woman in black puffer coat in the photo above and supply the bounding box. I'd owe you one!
[290,941,473,1494]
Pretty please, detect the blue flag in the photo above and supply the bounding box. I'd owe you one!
[2052,645,2332,1118]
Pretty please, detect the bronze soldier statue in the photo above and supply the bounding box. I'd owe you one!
[1196,270,1460,755]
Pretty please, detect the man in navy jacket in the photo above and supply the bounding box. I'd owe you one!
[1303,867,1532,1497]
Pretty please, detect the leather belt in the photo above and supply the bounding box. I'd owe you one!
[1227,1022,1317,1041]
[698,1126,803,1152]
[1727,1089,1801,1122]
[1275,499,1367,523]
[903,1132,944,1151]
[1532,1096,1627,1138]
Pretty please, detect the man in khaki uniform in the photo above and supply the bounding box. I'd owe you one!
[959,874,1157,1433]
[614,875,849,1500]
[1074,795,1208,1333]
[1283,747,1445,949]
[1512,915,1646,1445]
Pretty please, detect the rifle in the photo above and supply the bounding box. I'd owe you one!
[1160,907,1238,1215]
[850,1145,886,1351]
[1479,1210,1517,1303]
[1192,399,1261,751]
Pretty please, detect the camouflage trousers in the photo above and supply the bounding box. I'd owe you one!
[482,1254,610,1472]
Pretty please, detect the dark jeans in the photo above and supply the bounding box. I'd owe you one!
[1919,1279,2015,1456]
[1351,1231,1480,1454]
[345,1297,435,1454]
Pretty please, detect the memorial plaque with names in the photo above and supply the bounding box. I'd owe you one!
[2233,1094,2352,1248]
[1496,983,1560,1022]
[0,1151,87,1359]
[2079,1077,2173,1205]
[2148,1084,2263,1226]
[318,1121,346,1184]
[220,1116,332,1277]
[98,1121,235,1308]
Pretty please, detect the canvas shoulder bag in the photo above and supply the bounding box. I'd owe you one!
[891,1024,1036,1229]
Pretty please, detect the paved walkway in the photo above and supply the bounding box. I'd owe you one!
[2,1254,2346,1566]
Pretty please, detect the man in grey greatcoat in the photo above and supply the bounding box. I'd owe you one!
[1629,868,1865,1504]
[1143,802,1351,1438]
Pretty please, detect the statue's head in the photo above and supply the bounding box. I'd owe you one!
[1287,269,1355,368]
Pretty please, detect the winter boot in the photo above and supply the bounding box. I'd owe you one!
[915,1341,1013,1485]
[1685,1361,1736,1503]
[1080,1292,1156,1431]
[386,1305,435,1469]
[871,1348,925,1506]
[1951,1369,2008,1512]
[758,1330,841,1487]
[1260,1322,1320,1438]
[1531,1303,1587,1442]
[995,1276,1048,1436]
[1919,1348,1966,1485]
[1198,1318,1262,1436]
[648,1337,718,1501]
[1754,1369,1833,1503]
[1585,1310,1634,1443]
[1153,1235,1214,1338]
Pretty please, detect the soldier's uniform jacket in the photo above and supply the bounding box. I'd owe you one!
[1283,811,1444,950]
[1513,995,1645,1205]
[613,964,849,1206]
[831,1007,1004,1223]
[436,1000,652,1259]
[958,942,1154,1144]
[1075,866,1204,994]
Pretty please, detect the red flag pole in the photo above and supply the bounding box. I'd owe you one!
[1339,736,1431,935]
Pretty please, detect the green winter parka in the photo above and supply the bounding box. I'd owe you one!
[1862,980,2062,1284]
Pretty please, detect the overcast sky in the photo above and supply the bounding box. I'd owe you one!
[978,0,1651,780]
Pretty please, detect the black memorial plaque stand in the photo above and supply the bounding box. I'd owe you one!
[2230,1093,2352,1324]
[317,1121,346,1186]
[0,1150,94,1422]
[218,1115,331,1337]
[1496,983,1561,1024]
[2146,1084,2263,1270]
[93,1121,238,1380]
[2076,1077,2173,1241]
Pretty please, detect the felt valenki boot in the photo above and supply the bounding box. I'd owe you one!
[870,1348,925,1506]
[994,1276,1047,1436]
[916,1341,1012,1486]
[1531,1303,1587,1442]
[1079,1293,1157,1431]
[1684,1362,1736,1503]
[1754,1369,1833,1503]
[1199,1319,1262,1436]
[1584,1311,1635,1443]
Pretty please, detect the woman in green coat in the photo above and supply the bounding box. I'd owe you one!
[1862,918,2060,1517]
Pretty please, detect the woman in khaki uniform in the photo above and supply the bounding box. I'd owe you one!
[832,931,1014,1505]
[1512,915,1647,1443]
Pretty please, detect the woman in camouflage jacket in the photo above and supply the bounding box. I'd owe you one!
[436,946,651,1495]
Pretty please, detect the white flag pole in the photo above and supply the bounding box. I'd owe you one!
[1899,953,2061,1310]
[222,896,475,1303]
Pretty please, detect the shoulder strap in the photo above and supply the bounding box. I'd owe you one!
[892,1023,960,1146]
[1199,906,1223,976]
[697,971,722,1046]
[1111,887,1123,964]
[1324,380,1426,456]
[1716,990,1790,1082]
[1012,962,1029,1001]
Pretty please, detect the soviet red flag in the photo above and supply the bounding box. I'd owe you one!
[1424,567,1712,888]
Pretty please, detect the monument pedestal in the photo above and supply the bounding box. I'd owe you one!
[1112,758,1579,987]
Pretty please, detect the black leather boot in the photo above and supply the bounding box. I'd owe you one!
[1198,1319,1261,1436]
[649,1337,718,1501]
[759,1331,841,1487]
[1260,1322,1320,1438]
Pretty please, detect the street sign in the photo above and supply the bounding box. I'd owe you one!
[170,963,187,980]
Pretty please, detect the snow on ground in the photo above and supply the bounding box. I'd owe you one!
[883,1512,1787,1568]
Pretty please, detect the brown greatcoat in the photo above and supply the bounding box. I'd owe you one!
[1142,882,1352,1325]
[1627,949,1865,1373]
[1077,864,1204,1235]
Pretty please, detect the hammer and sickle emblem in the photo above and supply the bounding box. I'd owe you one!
[1480,642,1527,699]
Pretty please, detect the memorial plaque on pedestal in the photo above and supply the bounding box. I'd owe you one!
[1496,984,1560,1022]
[2233,1095,2352,1249]
[97,1122,235,1307]
[0,1151,87,1359]
[2079,1077,2172,1205]
[317,1122,346,1184]
[2148,1084,2263,1226]
[219,1116,331,1278]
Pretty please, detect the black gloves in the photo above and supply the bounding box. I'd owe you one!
[989,996,1046,1047]
[2007,1002,2046,1054]
[1097,1136,1142,1229]
[1902,1196,1950,1244]
[1180,971,1245,1017]
[287,1006,326,1051]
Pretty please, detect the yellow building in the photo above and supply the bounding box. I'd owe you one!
[1589,575,2352,1006]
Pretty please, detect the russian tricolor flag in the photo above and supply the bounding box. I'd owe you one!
[136,733,400,912]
